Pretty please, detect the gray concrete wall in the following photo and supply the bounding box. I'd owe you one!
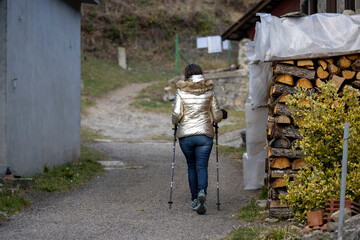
[0,0,8,174]
[5,0,81,176]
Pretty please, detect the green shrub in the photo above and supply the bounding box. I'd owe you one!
[281,83,360,222]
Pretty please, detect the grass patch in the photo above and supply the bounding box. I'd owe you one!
[144,134,173,141]
[219,110,245,135]
[223,226,266,240]
[0,190,30,221]
[130,80,173,114]
[31,145,106,192]
[218,145,246,159]
[81,57,173,113]
[0,126,109,219]
[31,127,108,192]
[260,225,303,240]
[81,126,111,144]
[258,187,268,200]
[236,200,267,222]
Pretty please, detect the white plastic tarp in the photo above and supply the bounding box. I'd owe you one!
[252,13,360,61]
[243,150,267,190]
[243,12,360,190]
[243,102,268,190]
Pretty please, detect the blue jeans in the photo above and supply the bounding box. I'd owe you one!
[179,135,213,201]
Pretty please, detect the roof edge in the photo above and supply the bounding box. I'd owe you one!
[81,0,99,4]
[221,0,272,41]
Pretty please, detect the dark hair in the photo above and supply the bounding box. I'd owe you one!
[184,64,203,80]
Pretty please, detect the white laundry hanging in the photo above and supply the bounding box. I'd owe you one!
[207,36,222,53]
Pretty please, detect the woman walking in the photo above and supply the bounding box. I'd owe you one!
[172,64,223,214]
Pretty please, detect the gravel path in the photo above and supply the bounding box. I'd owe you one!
[81,82,173,140]
[0,83,258,240]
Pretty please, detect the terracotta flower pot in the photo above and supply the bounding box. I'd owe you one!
[307,210,324,227]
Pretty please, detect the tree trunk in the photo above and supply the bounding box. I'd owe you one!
[274,103,291,117]
[274,64,316,80]
[268,147,303,158]
[272,125,302,139]
[271,170,298,178]
[271,188,288,199]
[271,84,297,97]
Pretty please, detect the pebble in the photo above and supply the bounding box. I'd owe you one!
[265,217,279,223]
[0,211,8,217]
[255,200,267,208]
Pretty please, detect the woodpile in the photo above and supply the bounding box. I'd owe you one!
[267,54,360,218]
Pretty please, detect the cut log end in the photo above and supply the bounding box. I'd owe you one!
[278,93,290,103]
[331,75,345,89]
[292,158,308,170]
[276,74,294,86]
[271,157,291,169]
[342,70,356,80]
[338,56,352,69]
[296,78,313,89]
[276,115,291,124]
[315,78,323,88]
[316,66,330,79]
[279,60,295,65]
[297,60,314,67]
[318,60,327,70]
[273,178,286,188]
[328,63,340,75]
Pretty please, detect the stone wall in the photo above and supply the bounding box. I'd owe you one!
[203,38,251,110]
[204,69,249,110]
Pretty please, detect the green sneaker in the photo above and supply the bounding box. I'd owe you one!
[196,190,206,214]
[190,199,198,211]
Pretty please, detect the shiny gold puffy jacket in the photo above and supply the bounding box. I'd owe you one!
[172,79,223,139]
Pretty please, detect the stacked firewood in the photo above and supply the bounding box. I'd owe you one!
[266,54,360,218]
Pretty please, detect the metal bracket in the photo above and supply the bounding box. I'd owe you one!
[11,78,17,89]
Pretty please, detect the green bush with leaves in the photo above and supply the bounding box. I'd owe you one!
[280,82,360,222]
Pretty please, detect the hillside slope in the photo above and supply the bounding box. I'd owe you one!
[81,0,258,69]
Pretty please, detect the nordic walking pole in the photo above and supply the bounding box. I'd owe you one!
[213,122,221,210]
[168,124,177,209]
[213,109,227,211]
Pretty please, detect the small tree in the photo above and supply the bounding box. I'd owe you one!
[280,82,360,222]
